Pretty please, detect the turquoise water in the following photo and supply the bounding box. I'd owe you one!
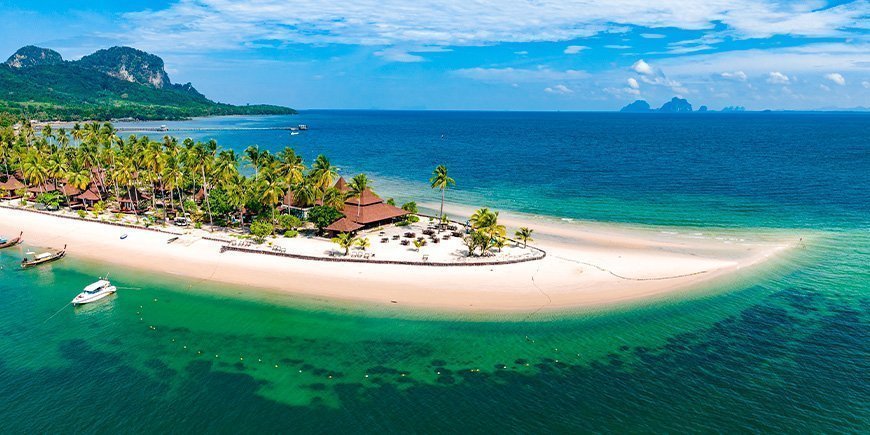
[1,111,868,431]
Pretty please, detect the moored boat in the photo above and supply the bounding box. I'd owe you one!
[0,232,22,249]
[21,244,66,268]
[72,279,117,305]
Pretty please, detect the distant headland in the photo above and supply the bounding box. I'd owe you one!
[0,45,295,124]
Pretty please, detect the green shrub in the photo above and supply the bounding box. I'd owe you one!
[284,230,298,238]
[250,220,274,243]
[77,210,87,218]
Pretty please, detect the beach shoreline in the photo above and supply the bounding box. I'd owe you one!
[0,204,798,314]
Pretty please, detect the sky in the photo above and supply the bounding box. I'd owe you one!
[1,0,868,111]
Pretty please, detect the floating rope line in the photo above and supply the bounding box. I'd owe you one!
[554,255,708,281]
[43,301,71,323]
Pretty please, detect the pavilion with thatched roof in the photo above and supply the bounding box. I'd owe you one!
[75,185,103,209]
[0,175,26,198]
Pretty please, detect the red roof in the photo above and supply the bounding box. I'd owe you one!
[61,184,83,196]
[76,186,103,201]
[334,177,349,193]
[341,201,409,225]
[345,188,383,206]
[0,176,25,191]
[27,183,58,193]
[325,217,364,233]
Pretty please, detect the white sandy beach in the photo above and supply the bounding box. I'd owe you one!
[0,205,796,313]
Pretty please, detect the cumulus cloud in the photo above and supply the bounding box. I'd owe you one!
[544,84,573,94]
[631,59,655,75]
[863,81,870,89]
[113,0,870,53]
[824,72,846,85]
[720,71,748,81]
[564,45,589,54]
[627,77,640,89]
[629,59,686,93]
[767,71,790,84]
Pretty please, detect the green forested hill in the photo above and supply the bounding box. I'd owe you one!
[0,45,295,123]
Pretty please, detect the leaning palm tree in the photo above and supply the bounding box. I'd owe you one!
[331,232,357,256]
[515,227,534,248]
[429,164,455,227]
[322,187,346,209]
[348,173,371,218]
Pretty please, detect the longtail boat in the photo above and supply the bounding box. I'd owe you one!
[0,232,22,249]
[21,244,66,268]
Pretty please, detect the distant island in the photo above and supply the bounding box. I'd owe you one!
[0,45,295,124]
[620,97,695,113]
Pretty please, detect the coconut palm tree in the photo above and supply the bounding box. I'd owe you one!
[310,154,338,199]
[356,237,371,251]
[331,232,357,256]
[515,227,534,248]
[244,145,261,178]
[429,164,455,227]
[348,173,371,218]
[277,147,305,186]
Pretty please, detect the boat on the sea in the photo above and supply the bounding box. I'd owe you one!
[0,232,22,249]
[297,124,308,130]
[21,244,66,268]
[71,279,117,305]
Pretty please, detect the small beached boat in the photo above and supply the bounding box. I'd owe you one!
[21,244,66,268]
[72,279,117,305]
[0,232,22,249]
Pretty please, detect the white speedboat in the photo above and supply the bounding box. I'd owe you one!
[72,279,117,305]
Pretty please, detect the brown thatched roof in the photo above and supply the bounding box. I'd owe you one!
[0,176,25,191]
[325,217,363,233]
[27,183,58,193]
[76,186,103,201]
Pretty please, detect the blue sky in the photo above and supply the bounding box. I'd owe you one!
[1,0,868,110]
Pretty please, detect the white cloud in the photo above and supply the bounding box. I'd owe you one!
[824,72,846,85]
[863,81,870,89]
[627,77,640,89]
[604,44,631,49]
[514,50,528,55]
[544,84,573,94]
[629,59,686,93]
[631,59,655,75]
[113,0,870,53]
[819,84,831,91]
[564,45,589,54]
[720,71,748,81]
[654,43,870,77]
[767,71,790,84]
[640,33,666,39]
[373,48,424,62]
[453,66,588,83]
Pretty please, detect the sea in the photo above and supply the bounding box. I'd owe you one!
[1,111,867,432]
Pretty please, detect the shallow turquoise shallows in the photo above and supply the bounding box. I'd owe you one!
[1,111,867,432]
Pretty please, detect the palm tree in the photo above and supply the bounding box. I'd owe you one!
[310,154,338,200]
[356,237,371,251]
[277,147,305,186]
[331,232,357,256]
[322,187,345,209]
[429,164,455,228]
[348,173,371,218]
[292,180,318,207]
[515,227,534,248]
[260,177,286,222]
[470,208,505,254]
[142,140,166,220]
[244,145,261,178]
